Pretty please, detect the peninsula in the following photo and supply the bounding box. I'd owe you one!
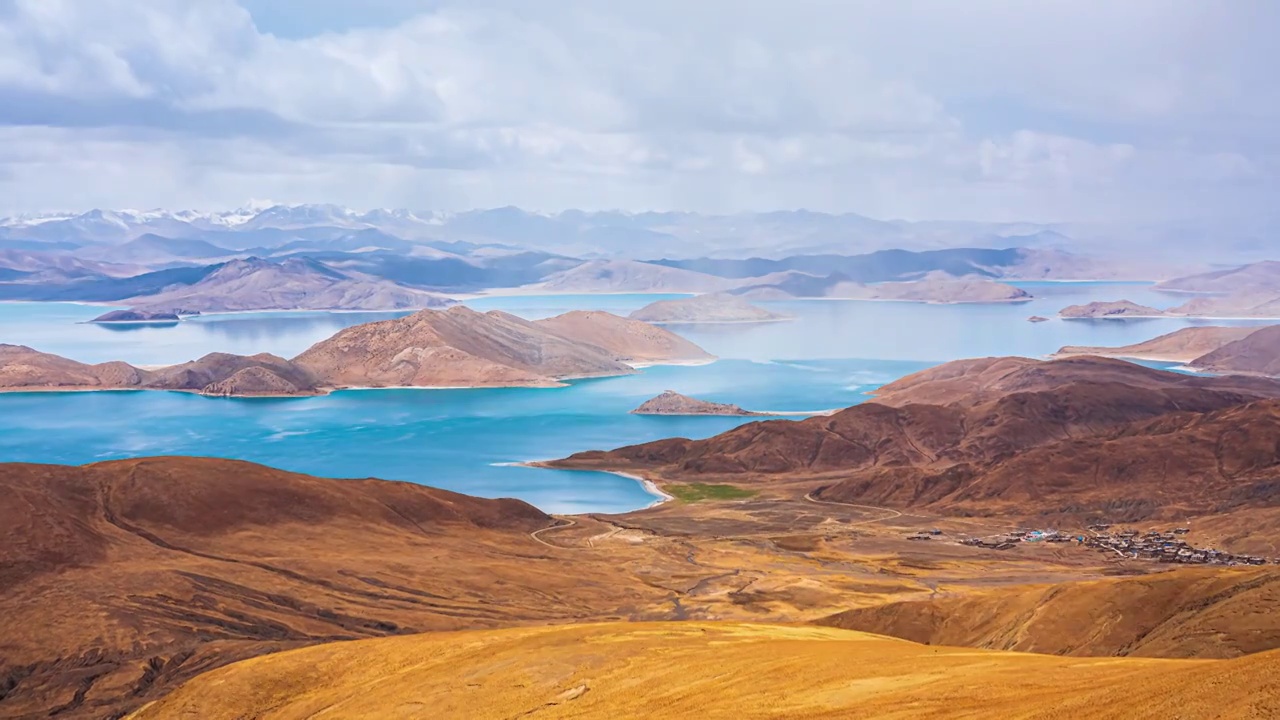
[1054,326,1267,363]
[0,307,715,396]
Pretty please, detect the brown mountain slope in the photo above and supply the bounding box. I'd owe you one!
[0,458,585,719]
[129,622,1280,720]
[820,566,1280,659]
[0,345,322,396]
[535,310,714,364]
[291,306,712,388]
[1054,325,1266,363]
[869,355,1280,408]
[548,358,1280,522]
[1190,324,1280,376]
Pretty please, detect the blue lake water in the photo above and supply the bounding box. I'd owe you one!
[1,284,1274,513]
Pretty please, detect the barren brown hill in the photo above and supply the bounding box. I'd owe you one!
[535,310,714,364]
[821,566,1280,659]
[549,358,1280,522]
[1157,260,1280,294]
[1190,325,1280,377]
[0,457,583,719]
[129,622,1280,720]
[628,294,792,324]
[0,345,322,396]
[869,355,1280,408]
[1060,300,1163,318]
[1054,325,1266,363]
[632,390,760,416]
[292,306,712,388]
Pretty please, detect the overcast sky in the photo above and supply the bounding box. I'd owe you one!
[1,0,1276,221]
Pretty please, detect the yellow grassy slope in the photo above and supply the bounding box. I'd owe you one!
[131,622,1280,720]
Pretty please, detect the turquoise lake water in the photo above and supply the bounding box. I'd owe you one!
[1,284,1273,513]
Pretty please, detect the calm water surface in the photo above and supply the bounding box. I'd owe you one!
[1,284,1270,512]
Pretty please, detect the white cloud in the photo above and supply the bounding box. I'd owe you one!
[0,0,1275,222]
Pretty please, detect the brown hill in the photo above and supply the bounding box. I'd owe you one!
[1190,325,1280,376]
[535,310,714,365]
[870,355,1280,408]
[0,457,581,719]
[1054,325,1266,363]
[628,294,792,324]
[549,357,1280,522]
[129,622,1280,720]
[1157,260,1280,294]
[820,566,1280,659]
[0,345,321,396]
[292,307,712,388]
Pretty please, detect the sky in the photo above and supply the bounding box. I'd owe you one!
[0,0,1277,222]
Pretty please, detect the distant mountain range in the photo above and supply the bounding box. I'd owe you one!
[0,203,1170,261]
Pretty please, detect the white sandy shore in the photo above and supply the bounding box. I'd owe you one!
[624,358,718,369]
[505,461,673,508]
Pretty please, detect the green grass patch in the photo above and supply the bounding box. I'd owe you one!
[666,483,758,503]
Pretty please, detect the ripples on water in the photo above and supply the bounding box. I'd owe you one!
[0,284,1272,512]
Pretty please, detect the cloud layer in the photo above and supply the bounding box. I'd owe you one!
[1,0,1276,221]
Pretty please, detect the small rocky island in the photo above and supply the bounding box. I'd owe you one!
[91,309,200,323]
[1060,300,1163,319]
[629,294,792,324]
[1027,316,1049,323]
[632,391,762,416]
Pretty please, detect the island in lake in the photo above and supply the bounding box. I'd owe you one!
[0,307,714,396]
[632,391,762,416]
[628,294,792,324]
[90,309,200,323]
[1060,300,1164,318]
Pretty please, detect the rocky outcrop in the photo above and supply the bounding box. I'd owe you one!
[632,391,760,416]
[629,294,792,324]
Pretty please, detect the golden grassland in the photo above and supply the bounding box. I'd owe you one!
[129,622,1280,720]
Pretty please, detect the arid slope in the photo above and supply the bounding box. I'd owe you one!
[130,622,1280,720]
[821,566,1280,659]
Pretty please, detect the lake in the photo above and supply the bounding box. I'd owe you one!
[1,284,1271,513]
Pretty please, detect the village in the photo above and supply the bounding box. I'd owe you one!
[906,524,1278,566]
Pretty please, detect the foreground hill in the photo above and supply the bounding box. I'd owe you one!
[125,257,452,312]
[1055,326,1265,363]
[130,622,1280,720]
[548,357,1280,522]
[294,307,713,387]
[821,566,1280,659]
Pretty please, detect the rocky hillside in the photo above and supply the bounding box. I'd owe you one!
[549,357,1280,522]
